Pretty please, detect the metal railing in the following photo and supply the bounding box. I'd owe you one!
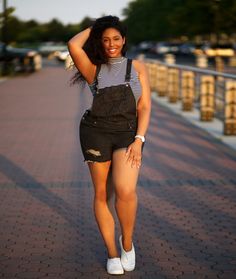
[145,58,236,135]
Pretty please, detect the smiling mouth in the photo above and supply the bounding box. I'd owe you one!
[107,49,117,54]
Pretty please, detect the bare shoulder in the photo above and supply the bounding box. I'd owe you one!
[132,59,147,74]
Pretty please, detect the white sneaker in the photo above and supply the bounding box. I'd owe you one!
[119,235,135,271]
[106,257,124,275]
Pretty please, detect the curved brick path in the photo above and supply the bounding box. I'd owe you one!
[0,66,236,279]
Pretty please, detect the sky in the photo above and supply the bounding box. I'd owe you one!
[7,0,132,24]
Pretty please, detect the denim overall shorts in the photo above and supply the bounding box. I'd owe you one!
[79,59,139,162]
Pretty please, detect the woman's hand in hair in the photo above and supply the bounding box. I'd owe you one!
[67,28,96,84]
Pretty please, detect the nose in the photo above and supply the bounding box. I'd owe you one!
[109,40,114,47]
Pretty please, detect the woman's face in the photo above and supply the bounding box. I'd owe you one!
[102,28,125,58]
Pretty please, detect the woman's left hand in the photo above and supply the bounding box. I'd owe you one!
[126,140,143,168]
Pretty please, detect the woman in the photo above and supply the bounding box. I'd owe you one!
[68,15,151,275]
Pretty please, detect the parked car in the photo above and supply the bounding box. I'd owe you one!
[54,50,70,62]
[178,43,196,55]
[38,42,67,57]
[136,41,156,53]
[194,43,235,57]
[0,42,42,73]
[152,42,171,55]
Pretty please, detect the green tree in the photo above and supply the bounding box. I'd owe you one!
[216,0,236,33]
[170,0,214,37]
[42,18,65,41]
[123,0,236,43]
[63,23,81,42]
[80,16,94,30]
[123,0,185,43]
[0,6,15,42]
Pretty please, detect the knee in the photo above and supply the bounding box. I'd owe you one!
[116,188,137,203]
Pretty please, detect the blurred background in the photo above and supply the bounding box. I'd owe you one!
[0,3,236,278]
[1,0,236,75]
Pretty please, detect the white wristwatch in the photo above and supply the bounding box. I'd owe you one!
[135,135,145,143]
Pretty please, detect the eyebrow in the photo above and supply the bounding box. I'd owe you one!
[102,36,120,40]
[102,35,121,39]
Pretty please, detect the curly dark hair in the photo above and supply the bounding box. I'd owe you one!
[70,15,127,85]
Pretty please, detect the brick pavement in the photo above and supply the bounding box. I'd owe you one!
[0,66,236,279]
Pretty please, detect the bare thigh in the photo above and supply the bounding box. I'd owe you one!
[112,149,140,194]
[88,161,112,196]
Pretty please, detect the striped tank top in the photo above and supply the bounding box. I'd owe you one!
[89,57,142,103]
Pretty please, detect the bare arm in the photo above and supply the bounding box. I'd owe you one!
[67,28,96,84]
[126,60,151,168]
[134,60,151,139]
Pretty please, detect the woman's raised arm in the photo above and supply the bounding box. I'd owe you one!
[68,28,96,84]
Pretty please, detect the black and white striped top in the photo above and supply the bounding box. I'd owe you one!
[89,57,142,103]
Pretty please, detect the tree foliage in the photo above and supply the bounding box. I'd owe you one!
[1,1,236,45]
[0,9,82,44]
[123,0,236,43]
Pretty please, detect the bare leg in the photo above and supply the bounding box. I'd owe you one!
[106,165,115,213]
[88,161,119,258]
[112,149,140,251]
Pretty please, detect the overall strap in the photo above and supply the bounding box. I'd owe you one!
[125,59,132,82]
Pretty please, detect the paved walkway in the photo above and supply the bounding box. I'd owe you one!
[0,66,236,279]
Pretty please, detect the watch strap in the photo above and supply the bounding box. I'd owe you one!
[135,135,145,142]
